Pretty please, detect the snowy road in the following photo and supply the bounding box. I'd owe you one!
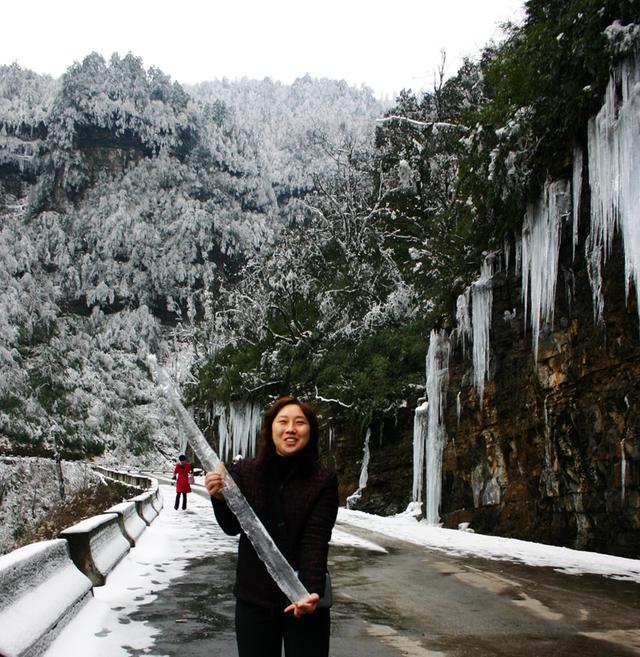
[44,484,640,657]
[330,523,640,656]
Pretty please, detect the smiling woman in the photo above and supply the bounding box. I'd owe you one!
[205,396,339,657]
[271,403,311,456]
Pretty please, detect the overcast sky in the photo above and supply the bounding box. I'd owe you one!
[1,0,525,99]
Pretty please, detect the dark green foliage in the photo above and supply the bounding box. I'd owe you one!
[460,0,640,245]
[0,395,23,413]
[194,318,428,421]
[314,323,428,417]
[127,425,154,456]
[192,341,272,404]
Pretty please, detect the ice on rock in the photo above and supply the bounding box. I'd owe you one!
[621,438,627,503]
[346,428,371,509]
[412,401,428,503]
[587,51,640,328]
[214,400,262,462]
[148,356,309,604]
[424,329,450,526]
[471,255,494,406]
[455,289,471,357]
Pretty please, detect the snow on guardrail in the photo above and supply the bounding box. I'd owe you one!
[0,467,163,654]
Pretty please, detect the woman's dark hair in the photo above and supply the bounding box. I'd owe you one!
[178,454,186,461]
[257,396,319,467]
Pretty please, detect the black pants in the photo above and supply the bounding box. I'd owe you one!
[235,598,330,657]
[174,492,187,510]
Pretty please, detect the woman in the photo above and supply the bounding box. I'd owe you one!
[172,453,192,510]
[205,396,338,657]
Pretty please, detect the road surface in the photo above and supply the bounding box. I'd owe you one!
[45,484,640,657]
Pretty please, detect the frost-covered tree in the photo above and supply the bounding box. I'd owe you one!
[192,116,426,416]
[1,57,392,456]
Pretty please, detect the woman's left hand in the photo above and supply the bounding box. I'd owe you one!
[284,593,320,618]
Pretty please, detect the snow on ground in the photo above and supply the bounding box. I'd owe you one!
[44,485,238,657]
[331,526,388,553]
[337,506,640,583]
[42,485,640,656]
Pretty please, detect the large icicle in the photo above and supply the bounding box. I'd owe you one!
[346,428,371,509]
[148,356,309,604]
[521,180,570,358]
[455,289,471,357]
[621,438,627,503]
[572,146,583,261]
[471,255,494,407]
[587,51,640,327]
[412,401,428,503]
[424,330,450,525]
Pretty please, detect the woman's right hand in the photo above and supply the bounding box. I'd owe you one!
[204,469,226,501]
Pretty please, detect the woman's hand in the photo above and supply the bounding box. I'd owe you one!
[284,593,320,618]
[204,468,226,501]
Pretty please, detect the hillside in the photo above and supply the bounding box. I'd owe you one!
[1,0,639,557]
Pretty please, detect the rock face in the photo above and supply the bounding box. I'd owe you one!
[326,416,414,517]
[441,225,640,558]
[332,52,640,559]
[332,220,639,559]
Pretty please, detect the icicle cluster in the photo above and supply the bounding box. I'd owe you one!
[411,54,640,520]
[587,51,640,327]
[521,180,571,358]
[446,53,639,409]
[214,401,262,462]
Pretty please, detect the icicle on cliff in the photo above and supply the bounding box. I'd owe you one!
[442,48,640,407]
[587,48,640,327]
[212,400,262,462]
[409,48,640,554]
[346,427,371,509]
[412,329,450,525]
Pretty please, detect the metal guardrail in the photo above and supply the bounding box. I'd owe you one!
[0,467,162,657]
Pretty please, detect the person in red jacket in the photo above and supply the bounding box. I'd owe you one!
[205,396,338,657]
[172,454,192,510]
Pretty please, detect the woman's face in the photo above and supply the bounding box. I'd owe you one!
[272,403,311,457]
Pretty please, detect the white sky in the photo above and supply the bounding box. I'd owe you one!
[1,0,525,99]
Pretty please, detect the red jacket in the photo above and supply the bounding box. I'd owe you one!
[173,461,192,493]
[212,455,338,609]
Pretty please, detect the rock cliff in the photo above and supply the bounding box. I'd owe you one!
[332,53,640,559]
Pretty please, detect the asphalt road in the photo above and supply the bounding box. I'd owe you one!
[328,524,640,657]
[126,484,640,657]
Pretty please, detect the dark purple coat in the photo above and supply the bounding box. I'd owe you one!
[212,456,338,609]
